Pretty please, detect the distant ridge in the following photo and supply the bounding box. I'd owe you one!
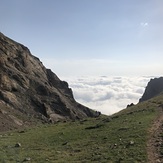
[139,77,163,102]
[0,32,99,131]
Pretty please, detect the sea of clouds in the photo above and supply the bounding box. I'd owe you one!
[62,76,155,115]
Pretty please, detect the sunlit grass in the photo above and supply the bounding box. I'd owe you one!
[0,94,162,162]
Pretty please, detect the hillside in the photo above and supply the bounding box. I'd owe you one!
[0,93,163,162]
[0,32,98,131]
[1,32,163,162]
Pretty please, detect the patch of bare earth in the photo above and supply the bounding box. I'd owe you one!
[147,107,163,163]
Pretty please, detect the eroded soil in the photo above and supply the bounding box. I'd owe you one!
[147,107,163,163]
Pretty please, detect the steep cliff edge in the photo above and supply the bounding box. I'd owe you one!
[0,32,98,130]
[139,77,163,102]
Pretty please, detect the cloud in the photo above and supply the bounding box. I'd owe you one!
[140,22,149,27]
[63,76,153,115]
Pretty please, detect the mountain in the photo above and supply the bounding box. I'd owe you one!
[0,33,163,162]
[1,87,163,162]
[139,77,163,102]
[0,32,98,131]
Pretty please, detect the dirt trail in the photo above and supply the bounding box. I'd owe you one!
[147,107,163,163]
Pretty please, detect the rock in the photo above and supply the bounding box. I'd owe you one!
[62,142,68,146]
[127,103,134,108]
[110,143,118,149]
[45,159,50,161]
[156,159,161,163]
[95,111,101,117]
[102,117,112,123]
[85,124,104,130]
[126,141,135,148]
[139,77,163,102]
[0,32,98,131]
[23,157,31,161]
[118,127,129,131]
[15,142,21,147]
[18,130,25,133]
[129,141,134,145]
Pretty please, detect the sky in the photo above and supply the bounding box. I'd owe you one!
[0,0,163,77]
[0,0,162,114]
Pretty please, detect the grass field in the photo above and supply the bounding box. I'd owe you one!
[0,94,163,163]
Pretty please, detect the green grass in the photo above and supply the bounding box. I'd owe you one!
[0,95,163,163]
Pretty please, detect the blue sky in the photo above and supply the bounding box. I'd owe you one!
[0,0,163,77]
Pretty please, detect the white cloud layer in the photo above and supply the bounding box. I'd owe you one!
[40,58,161,115]
[62,76,154,115]
[140,22,149,27]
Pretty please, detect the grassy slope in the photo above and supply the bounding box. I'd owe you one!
[0,94,163,163]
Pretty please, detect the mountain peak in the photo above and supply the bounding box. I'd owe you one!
[139,77,163,102]
[0,32,98,131]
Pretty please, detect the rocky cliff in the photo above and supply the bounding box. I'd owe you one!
[139,77,163,102]
[0,32,98,131]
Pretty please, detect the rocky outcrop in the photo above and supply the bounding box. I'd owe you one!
[0,32,98,130]
[139,77,163,102]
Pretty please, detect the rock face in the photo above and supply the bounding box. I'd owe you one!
[139,77,163,102]
[0,32,97,130]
